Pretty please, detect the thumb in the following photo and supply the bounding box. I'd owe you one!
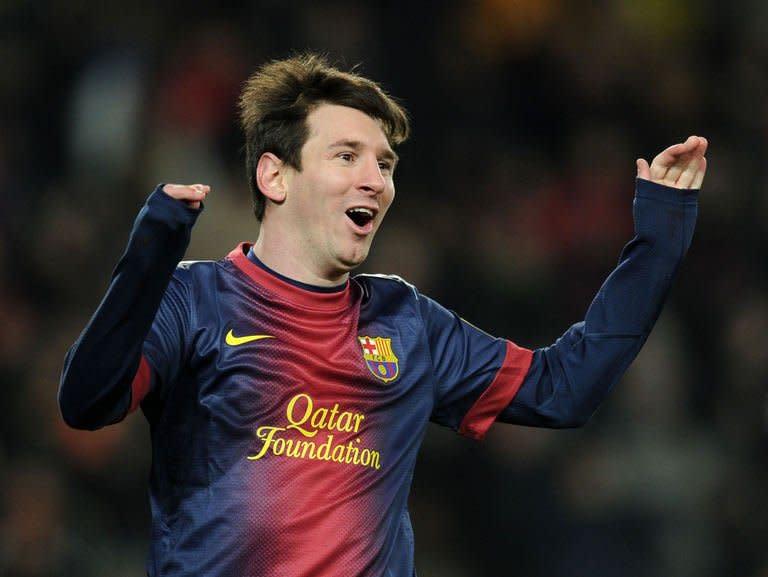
[636,158,651,180]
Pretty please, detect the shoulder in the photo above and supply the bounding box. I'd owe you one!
[353,273,420,300]
[175,258,217,275]
[161,258,236,316]
[352,273,441,323]
[169,258,230,289]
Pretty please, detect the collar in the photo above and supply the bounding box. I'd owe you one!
[227,243,353,312]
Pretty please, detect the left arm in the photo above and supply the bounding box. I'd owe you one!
[500,136,707,427]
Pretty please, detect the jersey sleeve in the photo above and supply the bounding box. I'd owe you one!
[140,270,194,404]
[499,178,698,428]
[58,186,201,430]
[420,294,533,440]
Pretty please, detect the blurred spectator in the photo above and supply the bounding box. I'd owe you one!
[0,460,90,577]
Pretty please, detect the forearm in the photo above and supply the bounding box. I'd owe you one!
[500,178,698,427]
[59,187,200,429]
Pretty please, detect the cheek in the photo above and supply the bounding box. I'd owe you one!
[381,184,395,213]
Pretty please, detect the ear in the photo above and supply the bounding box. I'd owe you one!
[256,152,288,204]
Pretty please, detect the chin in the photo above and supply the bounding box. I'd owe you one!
[331,238,374,274]
[338,258,366,272]
[337,251,369,271]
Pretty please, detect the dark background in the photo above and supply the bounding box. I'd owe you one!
[2,1,767,576]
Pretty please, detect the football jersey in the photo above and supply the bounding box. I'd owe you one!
[134,242,531,577]
[59,178,698,577]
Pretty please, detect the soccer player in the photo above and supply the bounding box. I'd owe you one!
[59,54,707,577]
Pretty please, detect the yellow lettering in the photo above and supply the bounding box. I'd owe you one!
[248,393,380,471]
[285,438,301,458]
[326,404,340,429]
[247,426,284,460]
[286,394,316,437]
[344,440,358,464]
[331,443,345,463]
[310,407,328,429]
[316,434,334,460]
[300,439,315,459]
[336,411,352,432]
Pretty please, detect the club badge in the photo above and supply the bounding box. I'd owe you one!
[358,336,399,383]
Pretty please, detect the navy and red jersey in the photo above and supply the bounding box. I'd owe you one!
[60,179,698,577]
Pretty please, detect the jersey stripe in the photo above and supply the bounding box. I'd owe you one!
[458,341,533,440]
[129,355,152,413]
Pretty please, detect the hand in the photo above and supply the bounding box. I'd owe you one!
[162,183,211,209]
[636,135,708,189]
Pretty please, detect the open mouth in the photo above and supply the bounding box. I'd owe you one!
[346,207,375,228]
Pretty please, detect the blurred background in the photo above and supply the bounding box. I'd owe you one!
[2,0,767,575]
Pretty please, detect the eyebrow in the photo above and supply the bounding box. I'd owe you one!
[329,139,399,166]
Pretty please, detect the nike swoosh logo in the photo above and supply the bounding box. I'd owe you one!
[225,329,275,346]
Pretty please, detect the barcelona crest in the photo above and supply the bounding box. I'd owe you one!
[358,336,399,383]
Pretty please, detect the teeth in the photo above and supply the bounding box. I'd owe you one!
[346,207,375,227]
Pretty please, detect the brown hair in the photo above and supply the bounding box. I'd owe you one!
[239,53,410,220]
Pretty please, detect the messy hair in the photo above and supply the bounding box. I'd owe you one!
[239,53,410,220]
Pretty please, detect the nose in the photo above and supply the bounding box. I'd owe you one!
[358,156,386,195]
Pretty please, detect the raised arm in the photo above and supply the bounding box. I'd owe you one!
[500,136,707,428]
[58,184,209,430]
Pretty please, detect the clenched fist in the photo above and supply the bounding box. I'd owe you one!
[162,183,211,209]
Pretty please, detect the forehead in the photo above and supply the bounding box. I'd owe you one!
[304,104,392,152]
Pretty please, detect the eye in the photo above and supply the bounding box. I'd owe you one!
[338,152,355,163]
[378,160,394,173]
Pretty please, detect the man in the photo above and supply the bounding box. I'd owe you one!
[59,54,707,576]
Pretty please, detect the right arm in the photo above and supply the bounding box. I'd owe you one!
[58,184,208,430]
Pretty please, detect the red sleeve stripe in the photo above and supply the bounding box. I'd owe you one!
[129,355,152,414]
[459,341,533,441]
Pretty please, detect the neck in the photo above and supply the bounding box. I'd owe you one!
[251,234,349,288]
